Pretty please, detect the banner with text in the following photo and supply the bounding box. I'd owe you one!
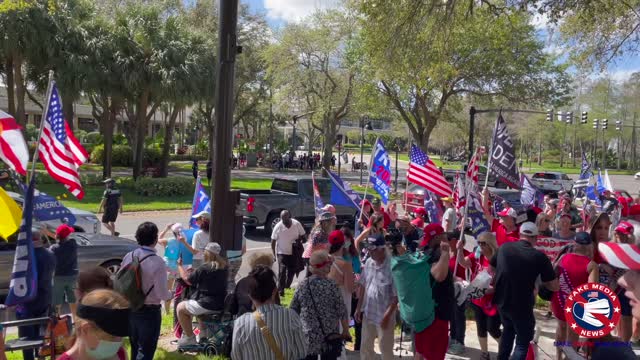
[535,236,572,262]
[369,138,392,204]
[489,114,520,189]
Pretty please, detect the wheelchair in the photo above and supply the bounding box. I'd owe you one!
[177,310,235,356]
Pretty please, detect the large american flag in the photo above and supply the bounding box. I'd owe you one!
[408,144,452,198]
[466,146,485,190]
[38,82,88,199]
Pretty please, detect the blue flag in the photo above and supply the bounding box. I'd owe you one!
[190,178,211,229]
[596,169,606,194]
[6,178,38,306]
[520,174,544,208]
[586,185,602,206]
[467,191,491,236]
[15,179,76,224]
[326,169,362,209]
[369,138,392,204]
[424,191,443,224]
[312,172,325,216]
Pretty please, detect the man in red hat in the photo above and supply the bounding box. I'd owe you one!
[482,188,519,247]
[413,223,454,360]
[51,224,78,317]
[412,207,427,228]
[615,221,635,244]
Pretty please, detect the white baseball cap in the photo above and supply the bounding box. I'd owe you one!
[204,242,222,255]
[520,222,539,237]
[192,211,211,220]
[171,223,183,233]
[497,207,517,218]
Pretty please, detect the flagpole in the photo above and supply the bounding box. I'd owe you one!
[404,142,411,213]
[358,137,379,223]
[28,71,54,184]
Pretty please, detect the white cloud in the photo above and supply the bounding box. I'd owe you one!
[609,69,638,83]
[264,0,341,22]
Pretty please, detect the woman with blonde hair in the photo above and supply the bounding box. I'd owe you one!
[176,242,229,347]
[57,289,130,360]
[457,232,501,360]
[535,213,552,237]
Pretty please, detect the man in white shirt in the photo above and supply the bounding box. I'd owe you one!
[442,197,457,232]
[271,210,306,296]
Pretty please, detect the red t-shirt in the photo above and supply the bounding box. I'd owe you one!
[551,253,591,321]
[411,218,425,228]
[468,252,498,316]
[57,347,126,360]
[492,219,519,247]
[618,196,630,217]
[449,248,470,279]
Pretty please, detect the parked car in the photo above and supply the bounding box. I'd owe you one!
[240,176,368,233]
[530,172,574,193]
[0,231,138,298]
[490,188,525,212]
[7,190,100,234]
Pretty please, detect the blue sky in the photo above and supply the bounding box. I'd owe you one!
[244,0,639,81]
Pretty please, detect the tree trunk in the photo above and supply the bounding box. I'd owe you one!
[159,106,181,177]
[5,57,15,116]
[13,54,26,126]
[322,120,337,176]
[62,94,75,130]
[132,91,150,180]
[102,100,118,179]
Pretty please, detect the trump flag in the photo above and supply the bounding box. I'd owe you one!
[5,178,38,306]
[369,138,392,204]
[189,177,211,229]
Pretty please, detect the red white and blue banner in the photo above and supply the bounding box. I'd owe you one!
[312,171,325,216]
[369,138,392,204]
[326,169,362,209]
[5,178,38,306]
[189,177,211,228]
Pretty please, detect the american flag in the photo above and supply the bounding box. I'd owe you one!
[453,171,466,216]
[465,147,485,190]
[407,144,452,198]
[38,82,88,199]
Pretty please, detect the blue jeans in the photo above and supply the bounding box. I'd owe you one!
[498,308,535,360]
[129,305,162,360]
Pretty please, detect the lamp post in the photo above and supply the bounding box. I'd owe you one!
[359,117,373,185]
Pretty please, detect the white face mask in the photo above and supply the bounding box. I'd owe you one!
[344,241,352,249]
[87,339,123,360]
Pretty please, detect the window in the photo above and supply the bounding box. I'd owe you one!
[532,173,559,180]
[272,179,298,194]
[78,118,98,132]
[562,174,571,180]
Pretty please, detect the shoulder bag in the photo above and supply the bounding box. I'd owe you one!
[253,311,285,360]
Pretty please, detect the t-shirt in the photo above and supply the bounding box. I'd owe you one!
[102,188,121,213]
[490,240,555,314]
[188,264,228,311]
[359,256,396,325]
[192,230,209,261]
[491,219,519,247]
[443,208,457,232]
[271,219,305,255]
[551,253,591,321]
[164,238,181,271]
[50,239,78,276]
[449,249,470,280]
[468,252,497,316]
[425,247,454,321]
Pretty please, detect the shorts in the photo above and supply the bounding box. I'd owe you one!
[618,288,632,316]
[183,300,216,316]
[415,318,448,360]
[53,275,77,305]
[102,211,118,223]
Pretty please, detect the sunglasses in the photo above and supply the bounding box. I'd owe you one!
[478,242,488,246]
[542,219,550,223]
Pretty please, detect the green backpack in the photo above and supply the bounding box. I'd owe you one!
[113,253,156,311]
[390,252,435,333]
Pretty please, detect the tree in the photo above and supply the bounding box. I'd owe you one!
[265,10,356,173]
[355,4,570,151]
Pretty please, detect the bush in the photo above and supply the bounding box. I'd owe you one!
[133,177,194,197]
[91,144,134,166]
[170,154,209,161]
[143,146,162,166]
[85,132,103,145]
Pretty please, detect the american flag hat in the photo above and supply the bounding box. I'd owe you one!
[598,242,640,271]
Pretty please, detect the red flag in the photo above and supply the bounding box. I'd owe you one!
[0,111,29,175]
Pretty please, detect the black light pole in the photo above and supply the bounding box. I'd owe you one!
[359,117,372,185]
[211,0,239,253]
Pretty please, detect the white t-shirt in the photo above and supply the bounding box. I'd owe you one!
[193,230,209,260]
[443,208,457,232]
[271,219,306,255]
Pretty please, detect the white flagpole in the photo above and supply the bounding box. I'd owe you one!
[358,137,379,224]
[28,71,54,183]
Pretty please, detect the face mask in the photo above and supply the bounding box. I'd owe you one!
[87,339,123,360]
[343,241,351,249]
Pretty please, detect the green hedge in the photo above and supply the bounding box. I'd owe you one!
[170,154,209,161]
[90,144,163,167]
[132,177,194,197]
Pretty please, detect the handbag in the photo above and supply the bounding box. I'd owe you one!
[307,279,344,358]
[253,311,285,360]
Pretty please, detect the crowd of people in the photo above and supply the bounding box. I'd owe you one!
[8,184,640,360]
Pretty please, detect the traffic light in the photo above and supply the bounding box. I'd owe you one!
[581,111,588,124]
[593,119,599,129]
[565,112,573,124]
[616,120,623,131]
[546,109,553,122]
[602,119,608,130]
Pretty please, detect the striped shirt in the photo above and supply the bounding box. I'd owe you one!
[231,303,308,360]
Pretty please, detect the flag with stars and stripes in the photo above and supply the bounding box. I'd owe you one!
[38,81,88,199]
[407,144,452,198]
[574,151,592,190]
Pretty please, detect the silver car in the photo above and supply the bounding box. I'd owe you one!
[0,231,138,298]
[7,191,101,234]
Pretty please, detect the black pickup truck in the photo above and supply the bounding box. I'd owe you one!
[239,176,361,233]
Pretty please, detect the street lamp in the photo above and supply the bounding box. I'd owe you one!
[359,117,373,185]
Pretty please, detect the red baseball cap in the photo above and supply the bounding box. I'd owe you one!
[497,208,517,218]
[328,230,345,246]
[360,199,371,207]
[413,208,427,217]
[615,221,635,235]
[420,223,444,248]
[56,224,75,239]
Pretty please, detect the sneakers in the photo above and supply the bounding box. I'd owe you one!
[177,335,197,347]
[447,340,465,355]
[480,351,491,360]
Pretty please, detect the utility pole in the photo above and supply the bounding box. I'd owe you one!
[211,0,240,254]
